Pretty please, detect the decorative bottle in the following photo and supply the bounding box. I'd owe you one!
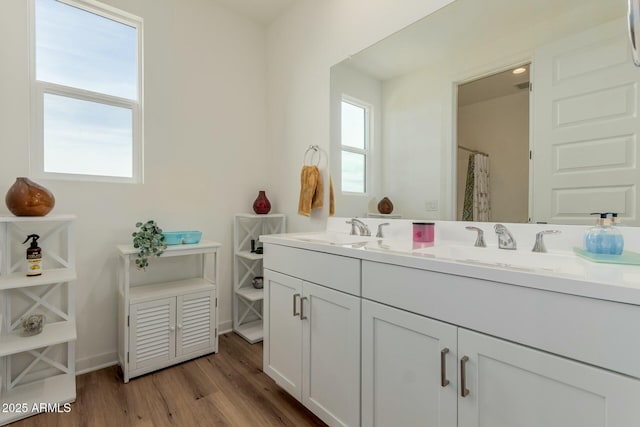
[253,190,271,214]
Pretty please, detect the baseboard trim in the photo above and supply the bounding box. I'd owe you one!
[218,319,232,335]
[76,351,118,375]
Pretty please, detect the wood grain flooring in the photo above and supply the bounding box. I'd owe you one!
[10,333,326,427]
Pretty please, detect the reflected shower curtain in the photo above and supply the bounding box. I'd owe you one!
[462,153,490,221]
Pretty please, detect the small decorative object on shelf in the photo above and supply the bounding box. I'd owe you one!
[5,177,55,216]
[377,196,394,214]
[252,276,264,289]
[163,230,203,245]
[253,190,271,214]
[21,313,45,337]
[132,220,168,270]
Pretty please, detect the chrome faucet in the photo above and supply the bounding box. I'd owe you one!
[494,224,516,250]
[346,218,371,236]
[376,223,390,238]
[465,226,486,247]
[532,230,561,253]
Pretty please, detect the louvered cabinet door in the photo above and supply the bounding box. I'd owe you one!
[129,297,176,373]
[176,290,216,358]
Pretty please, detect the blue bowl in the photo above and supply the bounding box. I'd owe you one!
[162,231,202,245]
[182,231,202,244]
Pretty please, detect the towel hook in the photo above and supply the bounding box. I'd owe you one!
[303,145,321,166]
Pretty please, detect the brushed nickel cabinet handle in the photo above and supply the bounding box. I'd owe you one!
[441,348,450,387]
[460,356,470,397]
[292,293,300,317]
[300,297,308,320]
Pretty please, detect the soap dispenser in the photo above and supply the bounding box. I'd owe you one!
[607,212,625,254]
[585,213,623,255]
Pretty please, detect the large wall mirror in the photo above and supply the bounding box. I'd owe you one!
[330,0,640,225]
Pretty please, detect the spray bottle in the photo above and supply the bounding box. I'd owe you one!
[23,234,42,276]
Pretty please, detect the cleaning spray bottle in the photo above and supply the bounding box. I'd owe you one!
[23,234,42,276]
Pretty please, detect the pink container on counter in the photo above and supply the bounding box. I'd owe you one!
[413,222,435,243]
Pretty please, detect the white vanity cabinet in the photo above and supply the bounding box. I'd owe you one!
[361,260,640,427]
[361,300,457,427]
[457,328,640,427]
[263,244,361,427]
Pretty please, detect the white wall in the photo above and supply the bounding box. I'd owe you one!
[266,0,455,232]
[0,0,268,371]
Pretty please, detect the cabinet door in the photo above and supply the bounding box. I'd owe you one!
[129,297,176,373]
[458,328,640,427]
[302,281,361,427]
[263,269,303,400]
[176,290,215,358]
[361,300,457,427]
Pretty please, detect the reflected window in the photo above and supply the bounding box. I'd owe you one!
[341,98,370,193]
[32,0,142,182]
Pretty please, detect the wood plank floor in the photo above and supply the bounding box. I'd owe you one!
[10,333,326,427]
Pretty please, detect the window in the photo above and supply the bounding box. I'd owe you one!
[31,0,143,182]
[340,97,370,193]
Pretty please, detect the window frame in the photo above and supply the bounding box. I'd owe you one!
[340,95,372,195]
[29,0,144,183]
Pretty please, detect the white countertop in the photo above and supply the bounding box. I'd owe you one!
[261,230,640,306]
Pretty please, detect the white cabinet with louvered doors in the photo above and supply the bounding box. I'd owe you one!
[129,287,216,376]
[118,241,221,382]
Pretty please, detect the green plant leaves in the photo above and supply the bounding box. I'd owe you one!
[132,220,168,271]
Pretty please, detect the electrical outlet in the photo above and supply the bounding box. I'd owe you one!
[425,200,439,211]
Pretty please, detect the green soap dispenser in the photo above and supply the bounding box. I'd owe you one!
[23,234,42,276]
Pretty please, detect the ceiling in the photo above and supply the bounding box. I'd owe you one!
[214,0,297,24]
[458,65,530,107]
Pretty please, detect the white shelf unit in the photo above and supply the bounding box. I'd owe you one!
[0,215,77,426]
[117,240,221,383]
[233,213,286,343]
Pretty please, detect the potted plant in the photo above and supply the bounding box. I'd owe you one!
[132,220,167,269]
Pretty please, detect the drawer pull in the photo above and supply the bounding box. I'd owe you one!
[460,356,470,397]
[300,297,308,320]
[293,293,300,317]
[441,348,450,387]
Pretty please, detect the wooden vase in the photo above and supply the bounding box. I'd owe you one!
[5,177,55,216]
[377,197,394,214]
[253,190,271,214]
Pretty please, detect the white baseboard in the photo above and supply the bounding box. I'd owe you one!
[76,351,118,375]
[219,319,232,334]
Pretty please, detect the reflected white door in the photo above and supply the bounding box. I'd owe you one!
[532,18,640,225]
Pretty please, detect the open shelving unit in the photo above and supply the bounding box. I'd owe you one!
[233,213,286,343]
[0,215,77,426]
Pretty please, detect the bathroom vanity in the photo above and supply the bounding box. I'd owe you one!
[261,219,640,427]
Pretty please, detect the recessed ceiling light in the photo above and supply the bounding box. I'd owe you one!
[512,67,527,75]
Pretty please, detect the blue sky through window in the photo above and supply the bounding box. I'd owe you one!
[35,0,138,178]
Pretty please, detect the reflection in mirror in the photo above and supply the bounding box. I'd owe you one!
[330,0,639,225]
[456,65,530,223]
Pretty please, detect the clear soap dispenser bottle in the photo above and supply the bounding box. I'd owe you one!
[585,213,623,255]
[607,212,625,255]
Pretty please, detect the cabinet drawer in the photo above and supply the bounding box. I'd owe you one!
[362,260,640,379]
[264,244,360,296]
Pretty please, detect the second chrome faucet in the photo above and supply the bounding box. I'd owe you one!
[494,224,517,250]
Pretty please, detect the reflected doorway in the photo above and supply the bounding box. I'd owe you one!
[456,64,531,223]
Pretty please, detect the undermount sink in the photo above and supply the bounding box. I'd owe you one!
[366,240,582,274]
[414,245,577,271]
[291,232,378,246]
